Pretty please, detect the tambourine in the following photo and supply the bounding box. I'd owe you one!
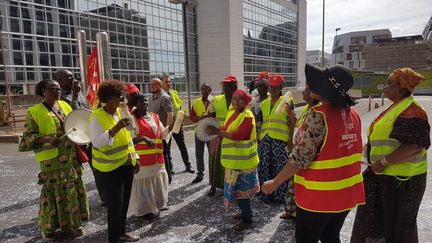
[196,117,220,142]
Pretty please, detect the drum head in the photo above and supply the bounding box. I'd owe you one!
[64,109,92,145]
[196,117,220,142]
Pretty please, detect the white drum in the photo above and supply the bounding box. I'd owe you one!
[196,117,220,142]
[64,109,92,145]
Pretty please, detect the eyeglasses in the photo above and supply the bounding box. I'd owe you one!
[45,88,61,93]
[119,94,125,100]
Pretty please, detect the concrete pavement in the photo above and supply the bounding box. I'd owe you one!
[1,97,431,242]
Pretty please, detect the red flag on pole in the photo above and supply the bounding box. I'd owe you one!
[86,47,99,108]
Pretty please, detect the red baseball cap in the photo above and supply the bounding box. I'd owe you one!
[254,71,269,81]
[124,83,139,94]
[268,75,284,87]
[222,75,237,83]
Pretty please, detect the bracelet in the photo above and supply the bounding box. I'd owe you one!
[380,157,390,167]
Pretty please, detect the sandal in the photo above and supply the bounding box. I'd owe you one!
[280,212,296,220]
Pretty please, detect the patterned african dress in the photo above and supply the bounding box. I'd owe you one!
[19,108,89,236]
[256,101,295,203]
[208,137,225,189]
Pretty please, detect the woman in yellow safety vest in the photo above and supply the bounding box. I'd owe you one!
[262,64,365,242]
[351,68,430,243]
[257,75,296,208]
[207,89,260,232]
[19,80,88,240]
[89,80,140,243]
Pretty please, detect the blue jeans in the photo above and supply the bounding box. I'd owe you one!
[237,199,253,223]
[195,135,210,177]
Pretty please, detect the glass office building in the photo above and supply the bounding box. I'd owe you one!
[0,0,198,94]
[0,0,305,95]
[243,0,299,87]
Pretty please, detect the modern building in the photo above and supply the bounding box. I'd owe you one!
[423,15,432,41]
[365,35,432,72]
[0,0,306,95]
[331,29,392,71]
[306,50,330,68]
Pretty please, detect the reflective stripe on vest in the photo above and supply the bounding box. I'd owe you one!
[220,108,259,169]
[368,96,428,177]
[29,100,72,162]
[214,94,231,127]
[90,107,137,172]
[260,96,290,142]
[294,103,365,213]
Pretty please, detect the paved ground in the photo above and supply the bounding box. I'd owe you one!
[1,97,432,242]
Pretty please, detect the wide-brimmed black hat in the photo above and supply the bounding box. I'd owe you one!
[305,63,357,107]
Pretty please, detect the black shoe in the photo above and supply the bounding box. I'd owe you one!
[192,176,203,184]
[207,187,216,197]
[185,166,195,173]
[142,212,160,221]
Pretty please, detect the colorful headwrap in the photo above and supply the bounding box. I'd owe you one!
[389,68,425,92]
[233,89,252,105]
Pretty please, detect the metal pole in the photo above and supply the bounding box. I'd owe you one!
[334,28,339,65]
[182,3,192,114]
[321,0,325,68]
[0,31,12,118]
[77,30,87,94]
[96,32,112,82]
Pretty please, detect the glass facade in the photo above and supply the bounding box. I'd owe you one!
[0,0,198,94]
[243,0,298,87]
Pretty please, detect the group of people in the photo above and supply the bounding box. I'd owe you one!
[20,63,429,243]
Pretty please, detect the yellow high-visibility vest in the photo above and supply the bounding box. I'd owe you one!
[213,94,232,126]
[192,97,209,128]
[260,96,290,142]
[90,107,137,172]
[169,89,182,114]
[29,100,72,163]
[221,108,259,169]
[368,96,427,177]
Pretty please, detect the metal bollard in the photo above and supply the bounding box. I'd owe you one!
[381,93,384,106]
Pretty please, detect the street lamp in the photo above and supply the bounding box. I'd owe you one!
[169,0,198,114]
[321,0,325,68]
[335,27,341,65]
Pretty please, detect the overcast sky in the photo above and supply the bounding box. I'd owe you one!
[306,0,432,53]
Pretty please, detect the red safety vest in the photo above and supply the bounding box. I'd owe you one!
[134,113,164,166]
[294,103,365,213]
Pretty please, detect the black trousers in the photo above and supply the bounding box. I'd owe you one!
[163,140,173,183]
[295,207,350,243]
[168,128,191,169]
[99,164,134,243]
[86,145,107,204]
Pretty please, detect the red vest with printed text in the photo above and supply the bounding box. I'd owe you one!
[134,113,164,166]
[294,103,365,212]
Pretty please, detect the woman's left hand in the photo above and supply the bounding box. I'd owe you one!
[261,179,278,195]
[206,126,219,136]
[134,162,140,174]
[371,160,385,173]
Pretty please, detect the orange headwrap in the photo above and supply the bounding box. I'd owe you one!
[389,68,425,92]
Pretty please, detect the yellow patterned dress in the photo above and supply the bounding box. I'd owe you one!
[18,108,89,236]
